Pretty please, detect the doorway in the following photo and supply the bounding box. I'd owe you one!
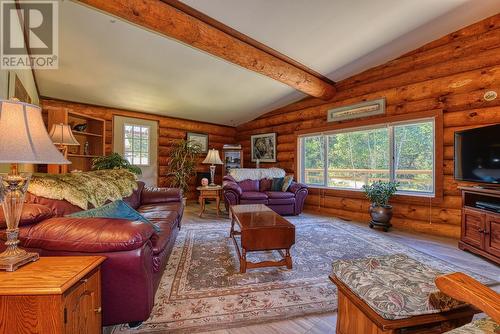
[113,116,158,186]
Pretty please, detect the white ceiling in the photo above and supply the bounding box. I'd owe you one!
[36,0,500,126]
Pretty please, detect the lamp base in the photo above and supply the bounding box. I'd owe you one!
[0,250,39,272]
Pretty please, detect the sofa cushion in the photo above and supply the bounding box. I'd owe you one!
[266,191,294,199]
[239,179,259,192]
[68,200,160,232]
[268,197,295,205]
[241,191,268,200]
[138,203,183,219]
[0,203,54,229]
[25,192,82,216]
[259,178,273,192]
[123,181,145,209]
[21,217,154,252]
[282,175,294,192]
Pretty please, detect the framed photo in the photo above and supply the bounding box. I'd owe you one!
[251,132,276,162]
[187,132,208,153]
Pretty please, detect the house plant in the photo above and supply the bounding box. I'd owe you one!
[362,180,399,231]
[91,153,142,175]
[166,139,202,201]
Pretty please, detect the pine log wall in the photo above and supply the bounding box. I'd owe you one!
[236,14,500,239]
[41,99,236,199]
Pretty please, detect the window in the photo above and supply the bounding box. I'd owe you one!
[124,124,150,166]
[299,119,435,195]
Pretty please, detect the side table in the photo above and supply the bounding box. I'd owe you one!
[197,185,223,217]
[0,256,105,334]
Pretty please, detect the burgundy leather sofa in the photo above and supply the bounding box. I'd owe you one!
[222,175,308,215]
[0,181,183,326]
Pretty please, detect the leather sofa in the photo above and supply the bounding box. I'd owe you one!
[222,175,308,215]
[0,181,183,326]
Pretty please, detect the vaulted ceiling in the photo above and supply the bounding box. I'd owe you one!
[35,0,500,126]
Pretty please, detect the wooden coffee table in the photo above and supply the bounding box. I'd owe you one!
[229,204,295,273]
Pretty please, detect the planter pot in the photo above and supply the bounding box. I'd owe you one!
[369,204,393,232]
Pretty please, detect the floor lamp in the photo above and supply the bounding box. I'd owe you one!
[0,100,70,271]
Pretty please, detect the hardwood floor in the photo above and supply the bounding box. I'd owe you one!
[105,202,499,334]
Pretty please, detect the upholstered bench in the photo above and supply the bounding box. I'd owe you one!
[329,254,479,334]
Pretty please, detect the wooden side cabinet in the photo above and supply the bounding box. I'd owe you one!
[0,256,105,334]
[459,187,500,264]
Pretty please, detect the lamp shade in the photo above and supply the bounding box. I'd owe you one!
[49,123,80,146]
[0,100,70,164]
[202,149,223,165]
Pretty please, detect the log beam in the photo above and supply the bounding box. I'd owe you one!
[76,0,336,100]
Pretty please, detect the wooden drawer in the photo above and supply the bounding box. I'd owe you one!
[201,190,219,197]
[485,214,500,259]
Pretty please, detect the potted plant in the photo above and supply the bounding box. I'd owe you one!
[166,139,202,203]
[362,180,399,232]
[91,153,142,175]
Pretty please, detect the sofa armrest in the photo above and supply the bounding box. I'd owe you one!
[21,217,154,252]
[288,182,307,194]
[141,187,183,205]
[223,181,243,196]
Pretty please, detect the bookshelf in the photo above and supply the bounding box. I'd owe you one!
[47,110,105,173]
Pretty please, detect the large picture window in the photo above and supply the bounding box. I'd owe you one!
[299,119,435,195]
[124,124,150,166]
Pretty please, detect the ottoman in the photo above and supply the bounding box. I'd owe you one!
[330,254,479,334]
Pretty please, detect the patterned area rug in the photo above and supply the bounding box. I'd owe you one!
[113,216,491,334]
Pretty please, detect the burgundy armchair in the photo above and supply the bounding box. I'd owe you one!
[1,182,183,327]
[222,175,308,215]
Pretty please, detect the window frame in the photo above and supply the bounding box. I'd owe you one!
[296,110,443,202]
[123,123,151,167]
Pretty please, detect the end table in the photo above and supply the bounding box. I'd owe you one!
[197,185,223,217]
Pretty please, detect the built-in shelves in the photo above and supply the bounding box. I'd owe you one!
[46,110,106,173]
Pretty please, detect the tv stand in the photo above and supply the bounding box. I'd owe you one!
[459,186,500,264]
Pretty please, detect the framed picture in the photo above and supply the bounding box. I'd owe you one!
[187,132,208,153]
[251,132,276,162]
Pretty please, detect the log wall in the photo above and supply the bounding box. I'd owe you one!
[41,98,237,199]
[236,14,500,238]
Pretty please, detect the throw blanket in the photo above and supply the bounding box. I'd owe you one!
[28,169,138,210]
[229,168,286,182]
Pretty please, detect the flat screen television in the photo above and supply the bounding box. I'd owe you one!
[454,124,500,184]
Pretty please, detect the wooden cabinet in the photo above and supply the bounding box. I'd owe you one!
[459,187,500,264]
[223,149,243,175]
[0,256,105,334]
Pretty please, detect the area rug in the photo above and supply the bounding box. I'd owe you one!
[113,217,492,334]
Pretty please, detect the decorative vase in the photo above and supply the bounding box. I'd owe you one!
[201,178,209,187]
[368,204,393,232]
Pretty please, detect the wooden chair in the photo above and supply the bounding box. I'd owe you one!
[435,272,500,332]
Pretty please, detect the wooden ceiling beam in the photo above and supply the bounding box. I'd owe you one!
[76,0,336,100]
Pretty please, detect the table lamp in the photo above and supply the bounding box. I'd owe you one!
[202,149,223,186]
[49,123,80,157]
[0,99,70,271]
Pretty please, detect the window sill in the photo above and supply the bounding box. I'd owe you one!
[306,185,443,205]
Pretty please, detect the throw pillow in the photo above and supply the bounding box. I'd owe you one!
[271,177,285,191]
[0,203,54,229]
[282,175,294,192]
[67,200,160,232]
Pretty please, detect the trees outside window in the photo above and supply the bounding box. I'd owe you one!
[300,119,434,195]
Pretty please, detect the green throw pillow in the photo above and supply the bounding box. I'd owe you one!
[271,177,285,191]
[67,200,160,232]
[282,175,293,192]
